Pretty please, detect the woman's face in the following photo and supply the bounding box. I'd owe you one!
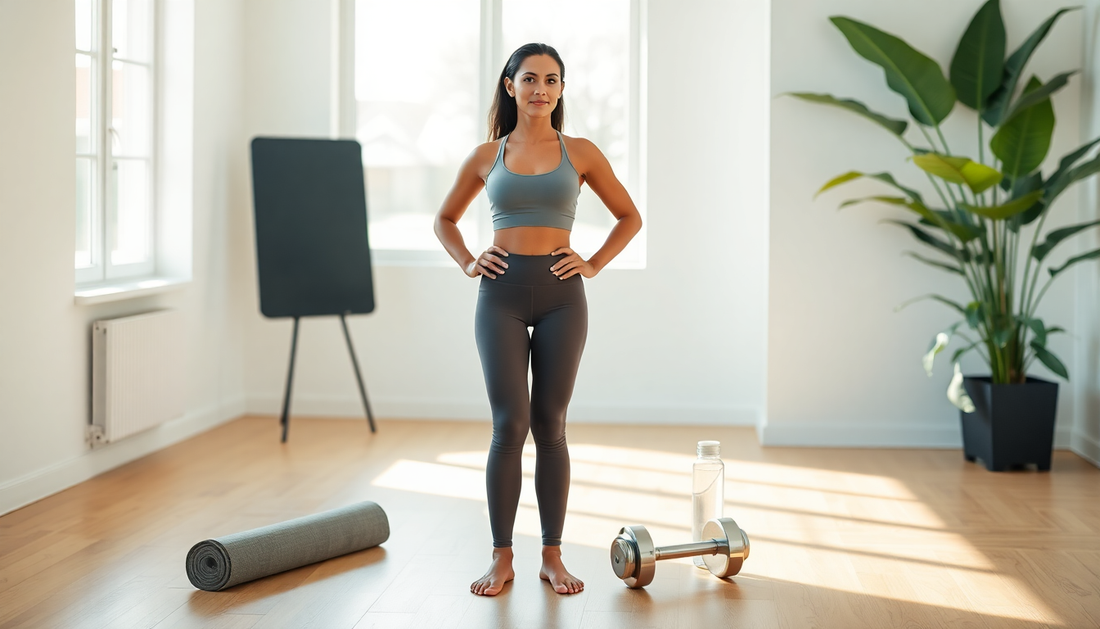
[504,54,564,120]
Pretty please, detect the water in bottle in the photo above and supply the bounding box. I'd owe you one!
[692,440,724,567]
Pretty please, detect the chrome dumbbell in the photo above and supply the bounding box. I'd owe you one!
[609,517,750,588]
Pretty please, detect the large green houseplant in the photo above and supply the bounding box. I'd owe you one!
[790,1,1100,468]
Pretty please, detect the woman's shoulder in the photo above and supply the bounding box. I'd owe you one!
[462,139,505,179]
[560,133,599,154]
[471,138,505,159]
[560,134,604,174]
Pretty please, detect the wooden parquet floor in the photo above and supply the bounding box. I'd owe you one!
[1,417,1099,628]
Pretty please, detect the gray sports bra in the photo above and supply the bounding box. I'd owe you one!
[485,132,581,231]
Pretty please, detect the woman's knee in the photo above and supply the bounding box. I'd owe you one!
[492,415,530,448]
[530,417,567,450]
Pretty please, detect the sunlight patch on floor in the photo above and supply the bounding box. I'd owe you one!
[374,447,1063,624]
[439,445,942,530]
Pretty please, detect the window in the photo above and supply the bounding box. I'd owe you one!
[76,0,156,285]
[348,0,646,267]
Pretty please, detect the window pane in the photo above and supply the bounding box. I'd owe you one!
[76,53,94,153]
[110,159,150,265]
[355,0,480,251]
[112,0,152,62]
[502,0,630,254]
[111,60,150,157]
[76,0,94,52]
[76,158,94,268]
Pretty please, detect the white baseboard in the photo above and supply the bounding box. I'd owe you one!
[757,419,1075,450]
[246,394,760,426]
[0,395,246,517]
[1071,430,1100,467]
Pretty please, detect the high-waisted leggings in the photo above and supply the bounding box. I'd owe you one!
[474,253,587,548]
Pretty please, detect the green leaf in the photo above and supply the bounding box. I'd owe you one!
[950,341,981,364]
[912,153,1003,193]
[948,363,976,412]
[903,251,964,275]
[1032,219,1100,262]
[918,210,985,242]
[1001,71,1076,123]
[1048,247,1100,278]
[883,220,971,261]
[990,77,1055,178]
[1019,316,1047,347]
[965,301,985,329]
[785,93,909,136]
[1004,172,1045,228]
[895,293,968,315]
[841,196,940,224]
[830,17,957,126]
[815,171,924,202]
[950,0,1005,111]
[1048,137,1100,189]
[1030,341,1069,379]
[960,190,1044,220]
[983,7,1080,126]
[1045,150,1100,207]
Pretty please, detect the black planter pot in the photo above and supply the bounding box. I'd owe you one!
[960,376,1059,472]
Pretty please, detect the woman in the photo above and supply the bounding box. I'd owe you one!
[434,43,642,597]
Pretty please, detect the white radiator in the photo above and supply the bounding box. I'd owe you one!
[89,310,185,447]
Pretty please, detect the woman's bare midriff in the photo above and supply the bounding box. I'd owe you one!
[493,226,571,255]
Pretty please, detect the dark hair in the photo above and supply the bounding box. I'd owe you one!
[487,43,566,141]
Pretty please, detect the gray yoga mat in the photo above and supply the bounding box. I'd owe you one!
[186,501,389,591]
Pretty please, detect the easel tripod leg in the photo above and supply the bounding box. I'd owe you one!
[280,317,301,443]
[341,313,377,433]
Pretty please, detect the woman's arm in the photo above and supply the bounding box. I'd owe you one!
[551,139,643,279]
[434,143,508,278]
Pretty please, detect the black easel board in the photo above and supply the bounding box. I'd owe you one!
[250,137,375,318]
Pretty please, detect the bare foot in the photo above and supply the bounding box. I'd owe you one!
[539,546,584,594]
[471,547,515,596]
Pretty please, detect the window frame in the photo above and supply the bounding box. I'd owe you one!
[76,0,158,287]
[337,0,647,268]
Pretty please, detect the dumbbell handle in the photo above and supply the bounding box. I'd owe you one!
[654,540,722,561]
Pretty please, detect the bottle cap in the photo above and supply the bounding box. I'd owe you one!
[697,440,720,457]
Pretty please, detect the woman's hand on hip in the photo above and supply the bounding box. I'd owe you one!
[550,247,596,280]
[466,245,510,279]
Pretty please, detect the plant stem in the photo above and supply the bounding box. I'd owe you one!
[1022,208,1051,319]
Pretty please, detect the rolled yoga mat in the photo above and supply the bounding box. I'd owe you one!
[186,501,389,591]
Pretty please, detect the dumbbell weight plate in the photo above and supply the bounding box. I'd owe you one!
[610,525,656,588]
[701,518,750,578]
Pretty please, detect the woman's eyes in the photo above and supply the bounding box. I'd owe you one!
[523,78,556,84]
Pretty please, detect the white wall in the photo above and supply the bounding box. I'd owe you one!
[2,0,1094,520]
[1074,0,1100,465]
[766,0,1090,447]
[238,0,771,428]
[0,0,249,515]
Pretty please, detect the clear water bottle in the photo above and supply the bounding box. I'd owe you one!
[692,440,724,567]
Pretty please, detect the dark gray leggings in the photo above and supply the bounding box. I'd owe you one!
[474,253,588,548]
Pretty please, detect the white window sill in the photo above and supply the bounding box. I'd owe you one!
[74,277,191,305]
